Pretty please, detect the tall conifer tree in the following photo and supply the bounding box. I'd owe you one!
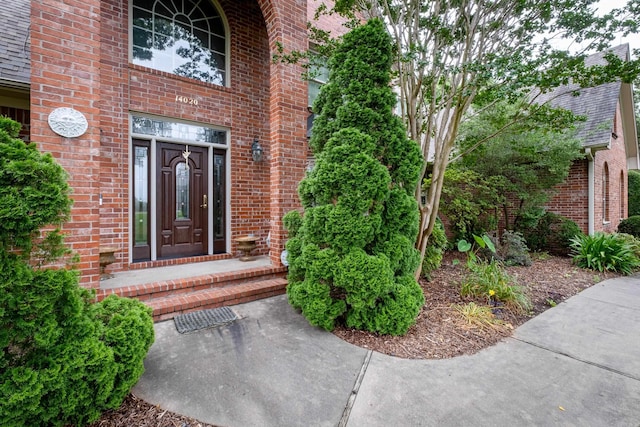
[283,19,423,335]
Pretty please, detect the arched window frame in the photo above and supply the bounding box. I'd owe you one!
[130,0,230,86]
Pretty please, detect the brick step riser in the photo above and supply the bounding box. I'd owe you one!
[96,269,287,302]
[150,278,288,321]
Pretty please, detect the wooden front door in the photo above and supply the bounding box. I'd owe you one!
[157,142,208,259]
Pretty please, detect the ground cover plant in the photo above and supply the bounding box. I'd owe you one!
[0,117,155,426]
[570,232,640,275]
[284,19,424,336]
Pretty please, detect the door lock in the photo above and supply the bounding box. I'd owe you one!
[201,194,208,208]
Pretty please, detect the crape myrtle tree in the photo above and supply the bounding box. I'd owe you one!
[0,117,154,426]
[323,0,640,278]
[283,19,424,335]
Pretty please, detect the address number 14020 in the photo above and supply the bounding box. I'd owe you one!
[175,95,198,106]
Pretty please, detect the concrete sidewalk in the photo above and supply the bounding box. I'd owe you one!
[133,276,640,426]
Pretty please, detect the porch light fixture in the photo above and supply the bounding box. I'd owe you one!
[251,137,264,162]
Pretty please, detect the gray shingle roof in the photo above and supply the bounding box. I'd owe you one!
[537,44,629,148]
[0,0,30,86]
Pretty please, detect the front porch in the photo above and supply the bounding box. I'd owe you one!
[97,256,288,321]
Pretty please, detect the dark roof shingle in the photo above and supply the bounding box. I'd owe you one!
[537,44,629,148]
[0,0,31,86]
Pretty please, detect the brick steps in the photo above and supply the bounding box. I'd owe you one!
[149,277,287,321]
[96,265,288,321]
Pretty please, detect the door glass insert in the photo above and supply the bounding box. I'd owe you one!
[176,162,190,219]
[134,146,149,245]
[214,152,224,239]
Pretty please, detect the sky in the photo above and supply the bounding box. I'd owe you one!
[547,0,637,55]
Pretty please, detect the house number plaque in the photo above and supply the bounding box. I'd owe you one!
[175,95,199,106]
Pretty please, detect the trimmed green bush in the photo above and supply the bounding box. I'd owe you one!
[521,211,581,256]
[617,215,640,238]
[285,19,424,336]
[0,117,154,426]
[628,170,640,216]
[570,232,640,275]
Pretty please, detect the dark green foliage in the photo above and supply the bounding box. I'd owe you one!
[0,118,154,426]
[450,97,583,235]
[460,258,532,314]
[285,19,424,335]
[617,215,640,238]
[494,231,532,267]
[628,170,640,216]
[434,167,501,242]
[0,116,71,256]
[520,211,581,256]
[570,232,640,275]
[421,218,448,280]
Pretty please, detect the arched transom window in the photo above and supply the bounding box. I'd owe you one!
[132,0,227,85]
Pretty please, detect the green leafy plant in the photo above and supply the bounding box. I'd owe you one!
[628,170,640,216]
[570,232,640,275]
[284,19,424,336]
[0,117,155,426]
[521,212,582,256]
[421,218,448,280]
[617,215,640,238]
[456,233,531,313]
[460,258,532,314]
[493,230,532,266]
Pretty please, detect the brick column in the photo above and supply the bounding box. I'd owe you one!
[258,0,309,265]
[31,0,102,287]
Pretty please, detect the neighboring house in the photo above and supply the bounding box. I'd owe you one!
[0,0,347,318]
[540,44,639,235]
[0,0,30,141]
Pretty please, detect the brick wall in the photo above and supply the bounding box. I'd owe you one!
[593,102,628,233]
[31,0,102,287]
[546,100,629,234]
[546,159,590,233]
[32,0,310,286]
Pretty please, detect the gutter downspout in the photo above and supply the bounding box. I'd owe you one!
[585,148,595,235]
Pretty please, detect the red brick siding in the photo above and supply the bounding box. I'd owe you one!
[546,159,590,233]
[593,102,628,232]
[31,0,311,287]
[546,101,629,234]
[31,0,102,287]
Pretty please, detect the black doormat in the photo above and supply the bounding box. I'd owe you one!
[174,306,238,334]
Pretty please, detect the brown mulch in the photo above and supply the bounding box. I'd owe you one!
[92,252,619,425]
[334,252,621,359]
[89,394,217,427]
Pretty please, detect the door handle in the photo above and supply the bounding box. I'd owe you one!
[201,194,208,208]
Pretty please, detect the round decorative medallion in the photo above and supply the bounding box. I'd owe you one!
[280,250,289,267]
[47,107,88,138]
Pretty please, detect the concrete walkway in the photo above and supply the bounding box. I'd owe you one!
[133,275,640,426]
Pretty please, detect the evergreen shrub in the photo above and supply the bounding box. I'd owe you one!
[617,215,640,238]
[521,211,581,256]
[628,170,640,216]
[285,19,424,336]
[0,117,154,426]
